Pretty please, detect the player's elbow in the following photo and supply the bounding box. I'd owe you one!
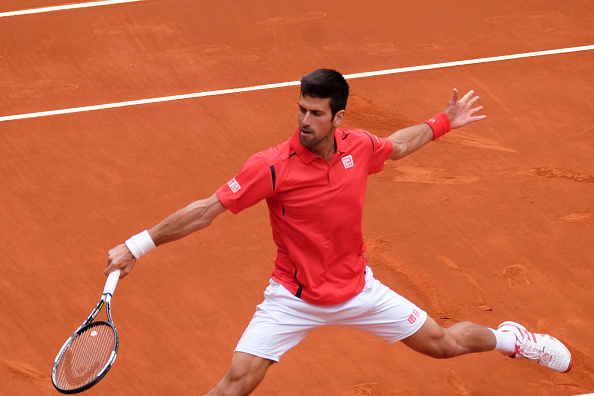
[388,140,408,160]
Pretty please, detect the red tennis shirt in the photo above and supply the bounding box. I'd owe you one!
[216,127,393,305]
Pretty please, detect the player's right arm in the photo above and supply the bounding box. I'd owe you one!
[106,192,227,278]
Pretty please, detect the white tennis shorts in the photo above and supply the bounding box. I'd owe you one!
[235,266,427,362]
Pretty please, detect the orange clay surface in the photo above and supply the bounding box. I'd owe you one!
[1,1,593,395]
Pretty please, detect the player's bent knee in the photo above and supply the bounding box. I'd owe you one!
[401,317,462,359]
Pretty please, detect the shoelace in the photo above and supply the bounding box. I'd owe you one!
[517,331,553,363]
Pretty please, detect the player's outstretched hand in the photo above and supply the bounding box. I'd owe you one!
[106,244,136,278]
[444,89,486,129]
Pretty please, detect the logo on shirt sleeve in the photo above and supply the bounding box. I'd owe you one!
[341,155,354,169]
[407,309,421,324]
[227,178,241,193]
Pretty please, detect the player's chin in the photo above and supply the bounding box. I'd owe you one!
[299,129,316,146]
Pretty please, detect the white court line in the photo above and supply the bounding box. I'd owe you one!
[0,0,143,18]
[1,44,593,123]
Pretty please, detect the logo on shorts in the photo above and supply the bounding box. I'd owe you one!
[227,178,241,193]
[407,309,421,324]
[342,155,354,169]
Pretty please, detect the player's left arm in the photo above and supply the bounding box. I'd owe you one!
[387,89,486,161]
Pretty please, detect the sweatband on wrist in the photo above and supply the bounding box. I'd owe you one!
[125,230,156,259]
[425,112,451,140]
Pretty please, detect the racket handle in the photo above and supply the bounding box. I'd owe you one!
[103,269,121,296]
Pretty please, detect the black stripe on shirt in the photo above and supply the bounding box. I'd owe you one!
[294,269,303,298]
[362,131,375,150]
[270,165,276,191]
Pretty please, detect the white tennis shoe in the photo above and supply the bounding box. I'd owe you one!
[498,321,572,373]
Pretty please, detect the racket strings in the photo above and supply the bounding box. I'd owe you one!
[55,324,116,390]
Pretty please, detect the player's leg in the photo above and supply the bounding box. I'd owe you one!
[206,279,323,395]
[400,316,496,358]
[338,267,572,372]
[205,352,273,396]
[331,269,494,357]
[401,316,573,372]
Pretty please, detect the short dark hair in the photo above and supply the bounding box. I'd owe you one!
[300,69,349,119]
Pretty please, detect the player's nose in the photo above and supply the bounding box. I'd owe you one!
[302,112,311,126]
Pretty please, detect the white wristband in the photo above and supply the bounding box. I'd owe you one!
[125,230,156,259]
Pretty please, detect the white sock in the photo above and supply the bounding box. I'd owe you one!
[489,328,517,355]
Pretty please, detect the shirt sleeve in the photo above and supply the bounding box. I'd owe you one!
[367,134,393,174]
[216,152,273,214]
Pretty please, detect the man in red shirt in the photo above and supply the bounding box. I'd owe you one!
[218,123,393,305]
[107,69,572,395]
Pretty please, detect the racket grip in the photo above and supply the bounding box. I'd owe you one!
[103,269,121,296]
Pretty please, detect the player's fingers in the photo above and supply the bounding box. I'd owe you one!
[461,90,475,103]
[104,263,116,276]
[467,95,481,108]
[469,114,487,122]
[470,105,484,114]
[448,88,459,105]
[120,260,135,278]
[106,245,134,277]
[105,261,131,278]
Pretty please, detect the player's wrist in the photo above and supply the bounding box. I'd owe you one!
[125,230,156,259]
[424,112,451,140]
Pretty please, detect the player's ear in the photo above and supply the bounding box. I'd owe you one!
[333,109,345,126]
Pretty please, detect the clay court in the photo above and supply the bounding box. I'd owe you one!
[1,0,593,395]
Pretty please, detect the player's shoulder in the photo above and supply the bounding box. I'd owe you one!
[250,139,293,167]
[338,128,382,148]
[340,127,371,136]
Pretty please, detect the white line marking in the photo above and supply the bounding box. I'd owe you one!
[344,44,594,79]
[1,45,592,123]
[0,0,143,18]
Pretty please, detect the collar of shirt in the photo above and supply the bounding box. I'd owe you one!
[289,127,347,164]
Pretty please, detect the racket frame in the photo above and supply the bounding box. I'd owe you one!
[51,270,121,394]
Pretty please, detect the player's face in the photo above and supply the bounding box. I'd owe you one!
[297,94,344,152]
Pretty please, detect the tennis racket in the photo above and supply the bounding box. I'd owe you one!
[51,270,121,393]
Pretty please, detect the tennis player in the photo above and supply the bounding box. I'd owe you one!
[106,69,572,395]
